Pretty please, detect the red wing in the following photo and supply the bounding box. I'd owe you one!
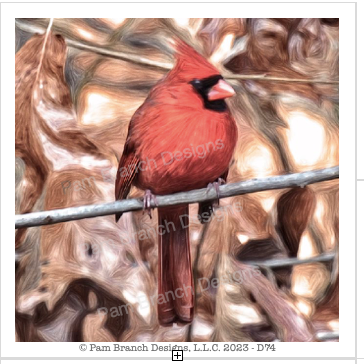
[115,104,144,202]
[115,147,139,202]
[115,143,139,222]
[114,92,157,221]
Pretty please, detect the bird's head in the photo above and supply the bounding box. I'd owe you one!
[167,39,235,112]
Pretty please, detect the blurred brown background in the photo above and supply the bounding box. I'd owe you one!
[15,18,339,342]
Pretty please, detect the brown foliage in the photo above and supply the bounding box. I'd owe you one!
[15,18,339,342]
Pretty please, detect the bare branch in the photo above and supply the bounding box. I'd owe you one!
[237,262,315,341]
[242,252,335,268]
[35,18,54,84]
[65,39,173,71]
[15,19,173,71]
[15,166,338,229]
[16,20,339,84]
[274,331,339,342]
[224,73,339,85]
[316,331,339,341]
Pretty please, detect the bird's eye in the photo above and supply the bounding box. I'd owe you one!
[190,79,202,87]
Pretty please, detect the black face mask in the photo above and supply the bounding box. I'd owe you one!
[190,75,227,112]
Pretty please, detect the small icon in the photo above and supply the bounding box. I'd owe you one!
[172,350,183,361]
[79,344,87,351]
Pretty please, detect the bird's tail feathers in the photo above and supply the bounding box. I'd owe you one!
[158,205,194,325]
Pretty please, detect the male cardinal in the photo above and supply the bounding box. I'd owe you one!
[115,40,237,325]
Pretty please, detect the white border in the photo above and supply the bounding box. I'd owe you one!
[1,2,356,359]
[0,361,358,364]
[358,184,363,358]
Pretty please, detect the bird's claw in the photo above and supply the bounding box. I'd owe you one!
[207,178,226,200]
[143,189,158,218]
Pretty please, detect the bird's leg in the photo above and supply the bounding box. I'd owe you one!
[198,178,226,224]
[207,177,226,206]
[143,189,158,218]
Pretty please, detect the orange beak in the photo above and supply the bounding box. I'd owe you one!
[207,79,235,101]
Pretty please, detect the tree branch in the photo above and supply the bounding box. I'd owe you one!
[15,19,173,71]
[316,331,339,341]
[224,73,339,84]
[242,252,336,268]
[16,19,339,84]
[15,166,338,229]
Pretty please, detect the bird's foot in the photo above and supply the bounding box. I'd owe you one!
[143,189,158,218]
[207,178,226,204]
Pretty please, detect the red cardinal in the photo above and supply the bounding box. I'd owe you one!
[115,40,237,325]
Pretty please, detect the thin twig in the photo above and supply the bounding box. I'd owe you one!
[224,73,339,84]
[15,19,173,71]
[243,252,336,268]
[236,262,316,341]
[65,38,173,70]
[316,331,339,341]
[15,166,338,229]
[274,331,339,342]
[187,219,212,342]
[34,18,54,84]
[16,19,339,84]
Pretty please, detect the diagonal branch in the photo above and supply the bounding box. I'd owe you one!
[242,252,336,268]
[236,262,316,341]
[15,166,338,229]
[224,73,339,84]
[34,18,54,84]
[15,19,173,71]
[16,19,339,84]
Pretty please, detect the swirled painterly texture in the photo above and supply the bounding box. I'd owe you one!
[15,18,338,342]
